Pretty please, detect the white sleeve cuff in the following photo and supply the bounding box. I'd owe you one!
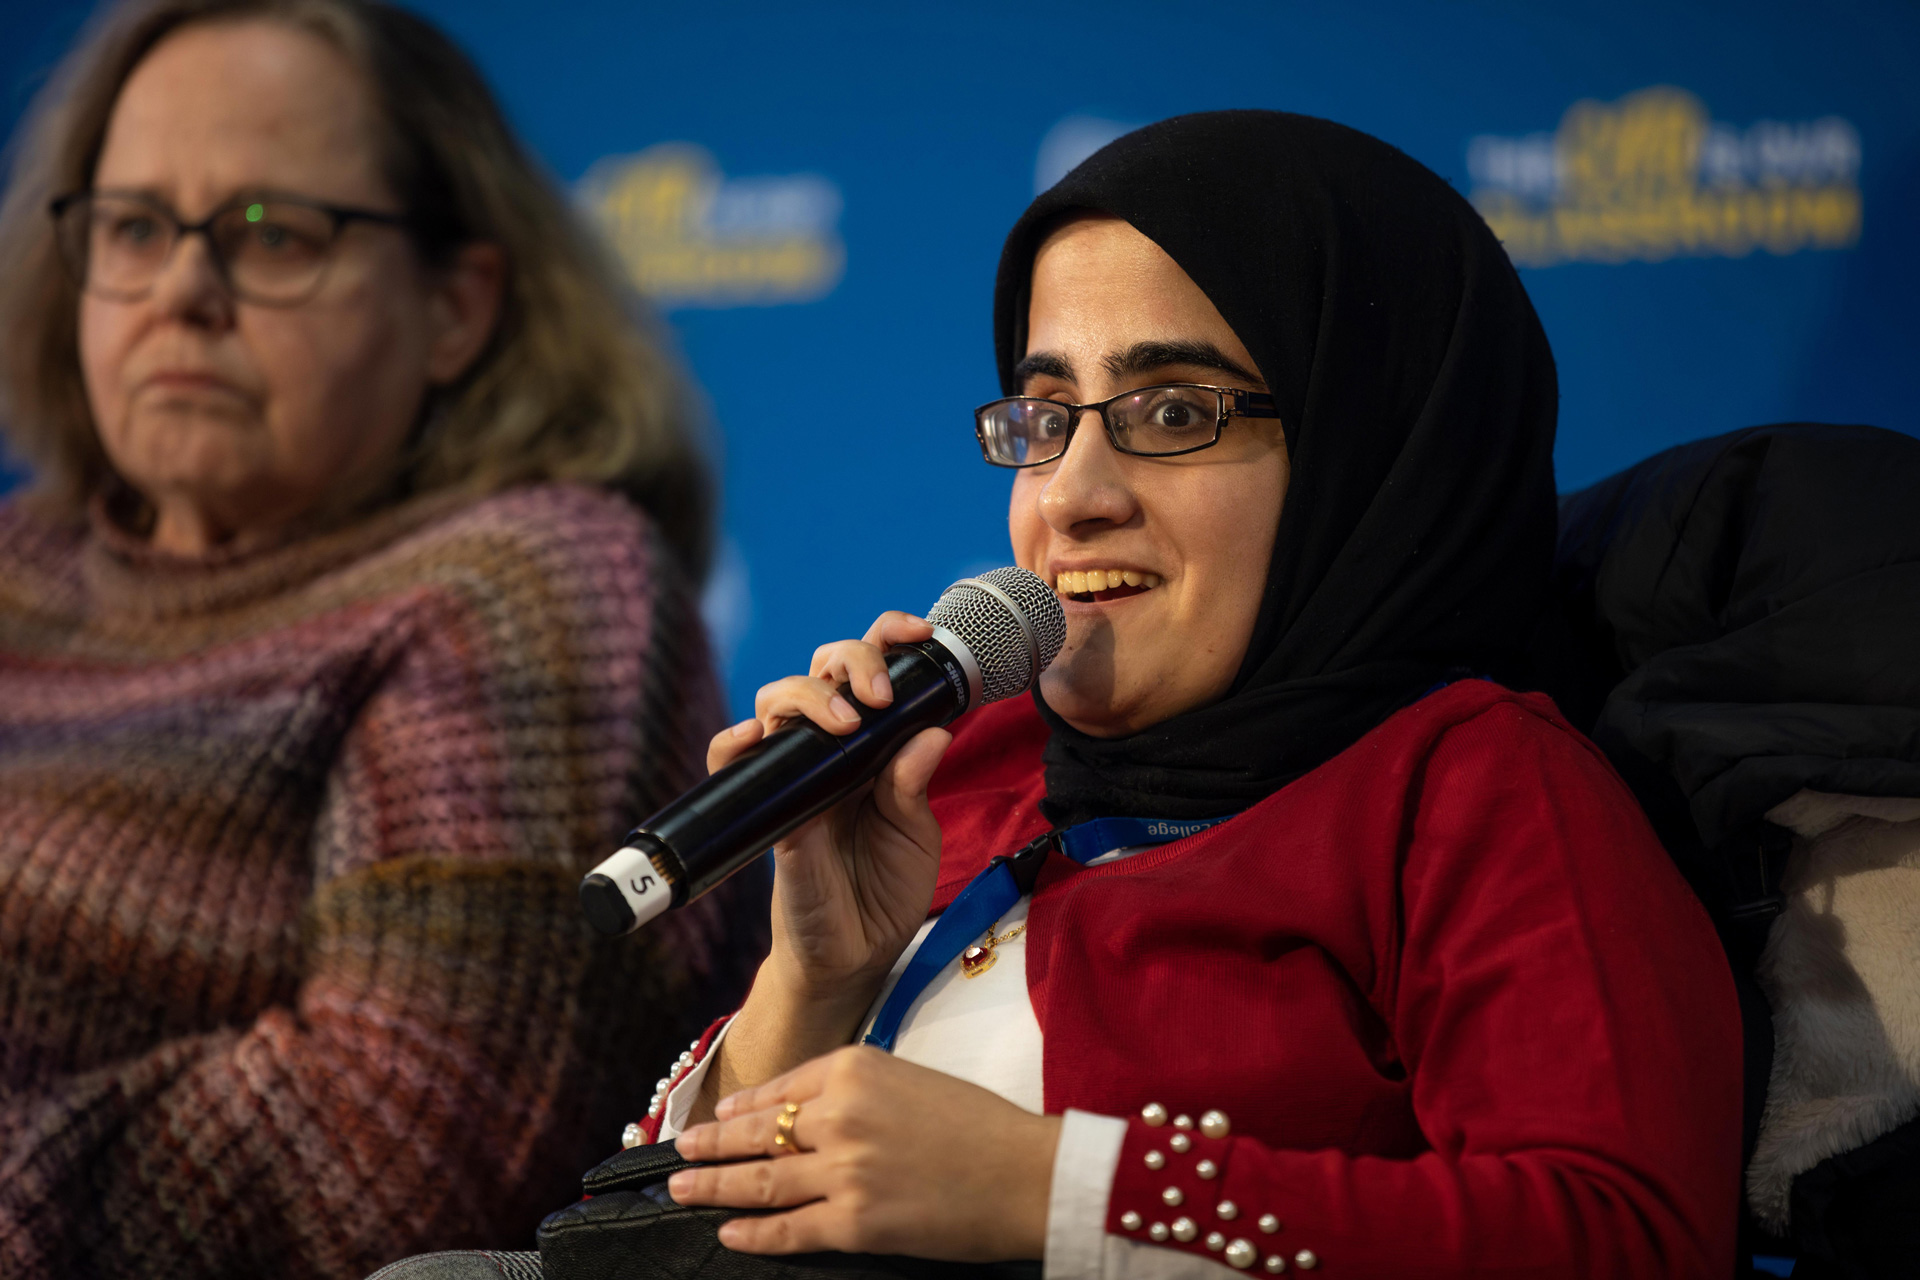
[656,1017,734,1142]
[1043,1109,1128,1280]
[1044,1109,1234,1279]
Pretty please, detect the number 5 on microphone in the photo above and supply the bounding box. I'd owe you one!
[582,844,678,934]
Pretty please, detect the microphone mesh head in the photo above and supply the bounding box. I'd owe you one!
[925,566,1067,704]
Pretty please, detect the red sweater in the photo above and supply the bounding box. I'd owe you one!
[927,680,1740,1278]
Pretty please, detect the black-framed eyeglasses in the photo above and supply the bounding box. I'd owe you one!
[973,383,1281,468]
[49,190,411,307]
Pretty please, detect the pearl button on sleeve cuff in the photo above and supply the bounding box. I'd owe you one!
[1104,1106,1332,1277]
[651,1018,734,1143]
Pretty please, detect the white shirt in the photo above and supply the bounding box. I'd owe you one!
[863,895,1045,1110]
[658,849,1228,1278]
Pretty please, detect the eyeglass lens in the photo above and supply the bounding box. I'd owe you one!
[978,385,1223,465]
[59,196,339,303]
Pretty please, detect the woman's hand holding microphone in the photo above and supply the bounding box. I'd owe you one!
[691,610,949,1110]
[677,611,1059,1261]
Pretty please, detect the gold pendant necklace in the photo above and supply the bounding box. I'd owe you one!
[959,918,1027,979]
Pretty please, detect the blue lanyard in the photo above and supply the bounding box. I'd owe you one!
[861,814,1232,1052]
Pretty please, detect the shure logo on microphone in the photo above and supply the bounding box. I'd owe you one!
[936,655,968,708]
[1145,820,1211,839]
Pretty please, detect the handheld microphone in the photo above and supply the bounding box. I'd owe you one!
[579,566,1067,937]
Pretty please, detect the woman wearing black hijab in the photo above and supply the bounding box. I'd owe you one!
[651,112,1742,1277]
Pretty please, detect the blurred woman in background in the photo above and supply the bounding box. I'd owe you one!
[0,1,762,1275]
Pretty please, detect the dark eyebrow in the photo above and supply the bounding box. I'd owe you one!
[1011,351,1074,386]
[1011,340,1266,394]
[1103,339,1266,389]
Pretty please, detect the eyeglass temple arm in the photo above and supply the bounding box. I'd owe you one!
[1227,389,1281,418]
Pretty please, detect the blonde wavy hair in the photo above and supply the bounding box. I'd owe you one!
[0,0,712,576]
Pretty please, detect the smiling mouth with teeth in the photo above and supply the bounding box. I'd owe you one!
[1055,569,1163,602]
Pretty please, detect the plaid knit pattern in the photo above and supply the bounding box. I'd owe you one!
[0,483,766,1279]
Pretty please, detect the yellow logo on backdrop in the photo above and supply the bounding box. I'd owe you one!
[580,144,844,307]
[1468,87,1861,267]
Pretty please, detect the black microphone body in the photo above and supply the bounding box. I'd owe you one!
[579,640,970,936]
[580,565,1066,937]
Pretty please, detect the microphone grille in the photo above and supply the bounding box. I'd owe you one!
[925,566,1066,704]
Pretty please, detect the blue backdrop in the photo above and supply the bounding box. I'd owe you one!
[5,0,1917,714]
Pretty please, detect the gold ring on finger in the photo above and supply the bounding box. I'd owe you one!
[773,1101,802,1155]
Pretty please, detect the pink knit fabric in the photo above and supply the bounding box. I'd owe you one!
[0,482,766,1279]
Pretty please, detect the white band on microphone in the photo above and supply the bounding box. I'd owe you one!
[598,845,676,931]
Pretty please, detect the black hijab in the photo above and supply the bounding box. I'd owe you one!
[993,110,1558,826]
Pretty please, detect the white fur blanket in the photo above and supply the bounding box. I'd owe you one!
[1747,790,1920,1229]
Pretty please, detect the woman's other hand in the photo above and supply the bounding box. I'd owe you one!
[697,612,952,1109]
[673,1047,1059,1261]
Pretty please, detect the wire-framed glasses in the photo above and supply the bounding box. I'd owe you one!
[973,383,1281,468]
[50,190,410,307]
